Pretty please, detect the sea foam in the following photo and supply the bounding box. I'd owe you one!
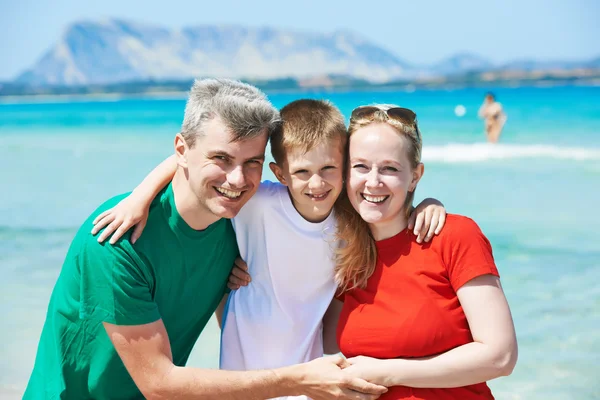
[423,143,600,163]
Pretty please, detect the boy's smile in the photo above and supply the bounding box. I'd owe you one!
[306,190,332,201]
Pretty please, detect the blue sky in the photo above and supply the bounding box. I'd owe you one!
[1,0,598,80]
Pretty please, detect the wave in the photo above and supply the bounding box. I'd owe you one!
[422,143,600,163]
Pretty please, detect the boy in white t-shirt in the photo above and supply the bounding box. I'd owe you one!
[92,99,446,397]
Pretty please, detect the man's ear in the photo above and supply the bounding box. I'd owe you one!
[174,133,188,168]
[269,162,287,186]
[410,163,425,192]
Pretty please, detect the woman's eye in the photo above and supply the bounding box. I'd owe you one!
[352,164,368,170]
[383,166,398,172]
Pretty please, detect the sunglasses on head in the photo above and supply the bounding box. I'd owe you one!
[350,106,420,137]
[350,105,416,122]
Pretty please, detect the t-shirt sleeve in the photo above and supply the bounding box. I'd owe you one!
[439,216,499,291]
[79,239,161,326]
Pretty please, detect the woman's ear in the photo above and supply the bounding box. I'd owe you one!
[410,163,425,192]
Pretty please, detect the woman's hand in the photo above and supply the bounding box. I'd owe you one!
[408,198,447,244]
[91,193,150,244]
[342,356,392,388]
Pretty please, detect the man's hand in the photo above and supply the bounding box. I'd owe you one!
[227,257,251,290]
[288,355,388,400]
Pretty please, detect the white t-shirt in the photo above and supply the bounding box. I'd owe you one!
[221,181,338,398]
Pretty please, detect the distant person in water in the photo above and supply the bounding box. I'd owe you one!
[478,92,507,143]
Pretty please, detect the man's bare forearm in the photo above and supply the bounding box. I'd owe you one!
[148,364,303,400]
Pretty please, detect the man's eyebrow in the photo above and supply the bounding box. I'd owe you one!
[247,153,266,161]
[207,150,265,161]
[207,150,234,158]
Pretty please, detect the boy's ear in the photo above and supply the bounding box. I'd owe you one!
[174,133,188,168]
[269,162,287,186]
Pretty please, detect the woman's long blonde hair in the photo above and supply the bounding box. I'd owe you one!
[333,105,423,292]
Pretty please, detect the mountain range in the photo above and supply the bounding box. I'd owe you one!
[14,19,600,86]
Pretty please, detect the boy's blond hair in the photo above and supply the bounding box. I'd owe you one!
[270,99,347,164]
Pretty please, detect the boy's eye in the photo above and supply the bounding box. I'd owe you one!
[294,169,309,174]
[322,165,336,171]
[247,159,263,166]
[214,155,228,162]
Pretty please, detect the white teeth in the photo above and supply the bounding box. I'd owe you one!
[308,192,327,198]
[363,194,387,203]
[215,187,242,199]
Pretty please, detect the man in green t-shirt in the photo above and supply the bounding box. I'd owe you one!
[23,79,387,400]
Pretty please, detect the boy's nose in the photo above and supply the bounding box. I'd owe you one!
[308,174,324,189]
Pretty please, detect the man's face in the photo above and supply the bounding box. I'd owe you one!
[180,116,268,219]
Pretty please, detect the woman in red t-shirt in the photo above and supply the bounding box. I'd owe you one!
[327,105,518,400]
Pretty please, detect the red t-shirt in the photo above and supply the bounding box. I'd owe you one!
[337,214,499,400]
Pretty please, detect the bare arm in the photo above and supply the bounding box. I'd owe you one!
[478,104,486,118]
[344,275,517,388]
[131,154,178,204]
[104,320,387,400]
[104,320,293,400]
[323,298,343,355]
[92,155,178,243]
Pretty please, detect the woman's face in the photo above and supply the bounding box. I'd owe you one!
[347,122,423,240]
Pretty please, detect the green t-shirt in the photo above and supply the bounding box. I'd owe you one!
[24,183,238,399]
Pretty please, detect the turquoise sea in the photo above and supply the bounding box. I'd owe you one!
[1,85,599,399]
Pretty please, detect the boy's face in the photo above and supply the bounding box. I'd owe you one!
[270,138,345,223]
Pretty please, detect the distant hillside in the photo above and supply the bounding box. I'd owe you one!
[16,19,415,85]
[9,18,600,92]
[431,52,494,76]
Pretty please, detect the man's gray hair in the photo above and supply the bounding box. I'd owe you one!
[181,79,280,147]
